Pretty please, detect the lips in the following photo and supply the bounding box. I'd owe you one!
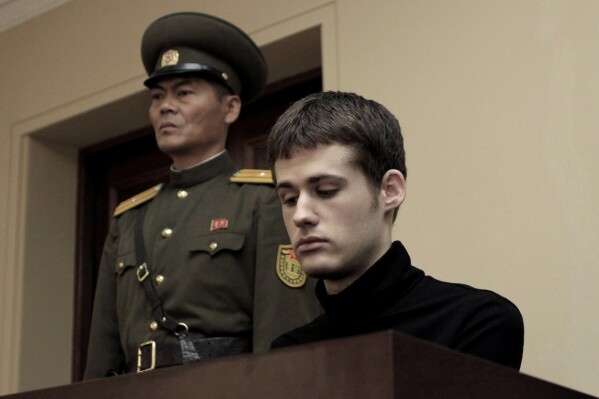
[159,121,177,130]
[296,236,327,254]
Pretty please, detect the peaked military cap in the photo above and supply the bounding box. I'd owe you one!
[141,12,267,103]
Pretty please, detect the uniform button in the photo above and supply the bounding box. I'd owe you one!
[149,321,158,331]
[177,190,188,199]
[161,228,173,238]
[209,242,218,252]
[155,275,165,285]
[118,261,125,269]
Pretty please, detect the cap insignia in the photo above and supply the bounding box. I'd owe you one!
[161,49,179,67]
[276,245,307,288]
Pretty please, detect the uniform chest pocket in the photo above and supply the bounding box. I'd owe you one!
[190,233,245,256]
[114,252,138,276]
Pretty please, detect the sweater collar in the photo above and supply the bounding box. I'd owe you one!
[315,241,424,323]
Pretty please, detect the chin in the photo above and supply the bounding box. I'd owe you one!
[299,257,342,280]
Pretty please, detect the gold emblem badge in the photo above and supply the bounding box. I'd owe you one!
[276,245,307,288]
[161,49,179,67]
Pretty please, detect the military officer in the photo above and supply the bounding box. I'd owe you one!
[84,12,319,378]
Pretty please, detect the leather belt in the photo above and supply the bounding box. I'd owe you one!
[130,336,251,373]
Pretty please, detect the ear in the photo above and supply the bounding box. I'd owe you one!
[223,95,241,125]
[380,169,406,212]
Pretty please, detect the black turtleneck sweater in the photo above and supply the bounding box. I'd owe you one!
[271,241,524,369]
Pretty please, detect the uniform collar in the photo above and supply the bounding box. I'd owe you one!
[169,151,235,188]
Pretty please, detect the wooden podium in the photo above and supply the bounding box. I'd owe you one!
[4,330,596,398]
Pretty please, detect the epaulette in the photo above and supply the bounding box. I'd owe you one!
[113,183,163,216]
[230,169,273,184]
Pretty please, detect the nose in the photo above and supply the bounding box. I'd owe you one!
[159,93,177,114]
[293,195,318,228]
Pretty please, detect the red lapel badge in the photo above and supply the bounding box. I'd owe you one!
[210,218,229,232]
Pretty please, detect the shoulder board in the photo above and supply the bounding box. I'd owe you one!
[230,169,273,184]
[113,183,163,216]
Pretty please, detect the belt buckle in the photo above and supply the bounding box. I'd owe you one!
[137,263,150,282]
[137,340,156,373]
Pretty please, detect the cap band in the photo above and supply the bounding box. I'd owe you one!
[143,63,235,92]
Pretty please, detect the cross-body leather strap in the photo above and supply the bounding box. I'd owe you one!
[134,204,200,363]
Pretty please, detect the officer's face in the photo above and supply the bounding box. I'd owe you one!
[148,76,240,169]
[275,144,395,294]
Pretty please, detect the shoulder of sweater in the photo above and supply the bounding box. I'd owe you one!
[423,275,522,314]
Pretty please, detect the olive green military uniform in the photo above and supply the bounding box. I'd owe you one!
[84,152,318,378]
[84,11,318,378]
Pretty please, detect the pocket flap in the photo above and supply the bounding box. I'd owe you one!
[190,232,245,255]
[115,252,138,275]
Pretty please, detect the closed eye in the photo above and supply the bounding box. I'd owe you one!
[280,195,298,207]
[316,189,338,198]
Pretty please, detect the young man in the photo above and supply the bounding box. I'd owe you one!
[268,91,524,369]
[84,12,318,378]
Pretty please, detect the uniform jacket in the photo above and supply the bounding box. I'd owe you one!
[84,152,319,378]
[271,241,524,369]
